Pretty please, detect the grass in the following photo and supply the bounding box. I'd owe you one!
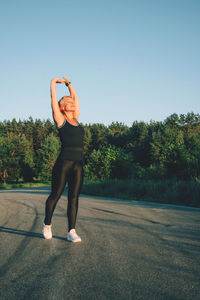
[1,178,200,208]
[81,178,200,208]
[0,182,50,189]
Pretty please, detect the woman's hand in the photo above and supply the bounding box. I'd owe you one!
[62,76,71,84]
[62,76,80,119]
[51,78,65,84]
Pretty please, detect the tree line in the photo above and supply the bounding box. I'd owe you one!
[0,112,199,184]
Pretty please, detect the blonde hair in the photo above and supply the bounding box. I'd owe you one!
[58,96,73,108]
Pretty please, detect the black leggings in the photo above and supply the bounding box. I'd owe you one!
[44,157,84,231]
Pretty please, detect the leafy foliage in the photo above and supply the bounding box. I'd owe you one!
[0,133,34,183]
[84,145,133,180]
[0,112,199,184]
[37,133,60,182]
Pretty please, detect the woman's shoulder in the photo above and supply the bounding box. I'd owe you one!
[56,119,67,129]
[65,117,80,127]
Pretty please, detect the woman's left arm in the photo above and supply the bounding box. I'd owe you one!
[63,76,80,120]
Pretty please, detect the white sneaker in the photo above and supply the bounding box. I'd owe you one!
[67,229,82,243]
[42,219,52,239]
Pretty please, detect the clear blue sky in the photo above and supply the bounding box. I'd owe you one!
[0,0,199,126]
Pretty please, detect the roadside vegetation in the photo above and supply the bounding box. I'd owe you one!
[0,112,200,207]
[81,178,200,207]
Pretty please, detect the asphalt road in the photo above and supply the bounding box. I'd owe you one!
[0,187,200,300]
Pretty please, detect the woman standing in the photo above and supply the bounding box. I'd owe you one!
[42,76,84,243]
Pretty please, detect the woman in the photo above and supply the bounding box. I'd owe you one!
[42,76,84,243]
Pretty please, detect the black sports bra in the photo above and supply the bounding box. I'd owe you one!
[57,118,84,161]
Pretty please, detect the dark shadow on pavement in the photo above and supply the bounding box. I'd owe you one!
[92,207,131,217]
[0,226,67,241]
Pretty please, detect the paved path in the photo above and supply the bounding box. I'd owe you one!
[0,187,200,300]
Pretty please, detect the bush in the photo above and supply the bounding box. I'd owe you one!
[82,177,200,207]
[37,133,60,182]
[84,144,133,181]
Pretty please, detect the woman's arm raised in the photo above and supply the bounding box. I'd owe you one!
[63,76,80,120]
[51,78,65,126]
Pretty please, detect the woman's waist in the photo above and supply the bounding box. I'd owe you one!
[58,147,84,161]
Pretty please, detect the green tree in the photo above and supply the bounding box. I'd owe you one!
[0,134,34,183]
[82,124,92,164]
[89,123,108,151]
[85,145,133,180]
[105,122,129,149]
[126,121,151,167]
[37,133,60,182]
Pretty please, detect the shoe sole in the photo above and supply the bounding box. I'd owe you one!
[42,231,52,239]
[43,234,52,240]
[67,237,82,243]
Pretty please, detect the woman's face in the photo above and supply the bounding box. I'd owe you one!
[62,97,76,112]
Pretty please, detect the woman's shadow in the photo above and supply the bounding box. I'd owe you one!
[0,225,67,241]
[0,186,71,241]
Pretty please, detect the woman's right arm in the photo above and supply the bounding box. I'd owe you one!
[51,78,64,126]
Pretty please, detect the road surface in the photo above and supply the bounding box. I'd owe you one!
[0,187,200,300]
